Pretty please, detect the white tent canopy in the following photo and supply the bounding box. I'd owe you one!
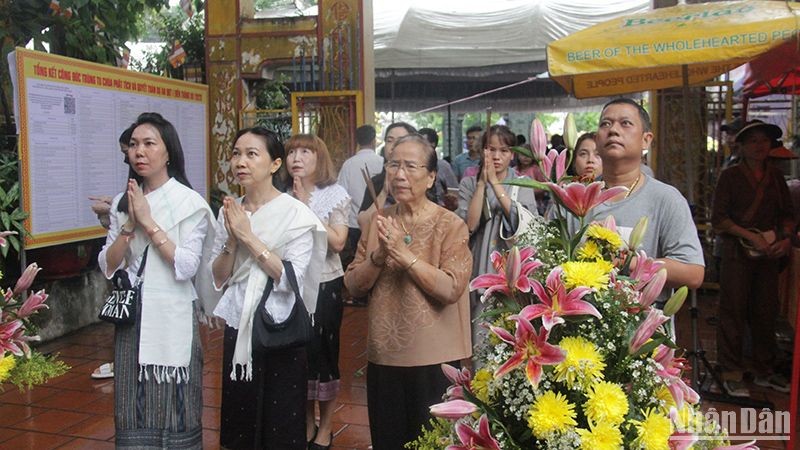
[374,0,649,70]
[372,0,649,112]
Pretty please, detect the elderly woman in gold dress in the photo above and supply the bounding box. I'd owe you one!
[344,134,472,450]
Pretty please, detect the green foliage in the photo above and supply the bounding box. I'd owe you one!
[253,76,291,110]
[4,352,70,392]
[572,111,601,134]
[0,152,27,256]
[535,113,559,131]
[130,5,205,79]
[405,418,455,450]
[0,0,170,133]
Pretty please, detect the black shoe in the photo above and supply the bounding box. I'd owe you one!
[309,433,333,450]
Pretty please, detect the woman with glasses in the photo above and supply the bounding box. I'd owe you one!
[345,134,472,450]
[456,125,537,346]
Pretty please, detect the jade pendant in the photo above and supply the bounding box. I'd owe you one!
[403,234,412,245]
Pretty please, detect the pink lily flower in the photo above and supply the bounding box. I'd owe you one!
[517,267,601,331]
[490,316,564,387]
[638,268,667,309]
[668,407,699,450]
[0,319,25,356]
[654,345,699,407]
[547,181,628,218]
[630,250,665,289]
[442,363,472,400]
[447,414,502,450]
[0,231,17,248]
[469,247,541,302]
[13,263,42,296]
[540,149,568,182]
[530,119,548,161]
[430,399,478,420]
[713,441,758,450]
[629,307,670,354]
[16,290,49,319]
[4,288,13,302]
[600,215,618,234]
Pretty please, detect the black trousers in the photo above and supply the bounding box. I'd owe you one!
[366,361,457,450]
[220,326,307,450]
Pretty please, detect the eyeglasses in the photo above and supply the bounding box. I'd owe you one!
[385,160,425,174]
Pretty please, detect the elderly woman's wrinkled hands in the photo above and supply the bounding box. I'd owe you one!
[377,216,414,269]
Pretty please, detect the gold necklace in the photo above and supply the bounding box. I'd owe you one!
[624,173,642,199]
[398,205,423,245]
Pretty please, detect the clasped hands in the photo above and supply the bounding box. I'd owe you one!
[220,196,255,248]
[123,179,156,234]
[368,214,416,270]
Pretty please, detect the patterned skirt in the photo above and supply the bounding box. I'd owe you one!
[113,306,203,449]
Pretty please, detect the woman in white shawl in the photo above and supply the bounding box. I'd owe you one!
[211,127,327,449]
[98,112,216,449]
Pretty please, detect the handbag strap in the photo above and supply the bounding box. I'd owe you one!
[136,246,150,278]
[256,260,306,313]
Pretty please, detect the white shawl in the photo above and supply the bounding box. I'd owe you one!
[229,193,327,380]
[120,178,217,383]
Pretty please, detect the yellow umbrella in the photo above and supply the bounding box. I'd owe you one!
[547,1,800,98]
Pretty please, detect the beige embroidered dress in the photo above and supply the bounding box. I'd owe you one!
[347,205,473,367]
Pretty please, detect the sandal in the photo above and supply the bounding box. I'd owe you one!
[91,362,114,379]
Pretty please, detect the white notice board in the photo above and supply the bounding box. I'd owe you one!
[10,48,210,249]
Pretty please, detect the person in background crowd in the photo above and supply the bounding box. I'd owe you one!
[550,133,566,151]
[285,134,350,450]
[452,125,483,180]
[712,121,795,397]
[357,122,417,229]
[418,127,458,210]
[98,112,216,448]
[89,123,137,381]
[457,125,537,346]
[211,127,327,449]
[569,132,601,180]
[345,134,472,450]
[337,125,383,270]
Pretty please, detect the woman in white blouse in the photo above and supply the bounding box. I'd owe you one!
[211,127,327,449]
[285,134,350,450]
[98,112,215,449]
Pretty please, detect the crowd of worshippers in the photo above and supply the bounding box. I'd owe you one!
[88,97,796,449]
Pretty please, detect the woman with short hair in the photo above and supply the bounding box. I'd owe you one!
[345,134,472,449]
[285,134,351,450]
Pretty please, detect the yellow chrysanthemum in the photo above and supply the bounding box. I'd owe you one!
[471,369,493,404]
[553,336,605,389]
[654,385,676,413]
[576,421,623,450]
[0,354,16,382]
[576,240,603,261]
[561,260,613,291]
[586,224,624,249]
[632,408,673,450]
[584,381,629,425]
[527,391,577,438]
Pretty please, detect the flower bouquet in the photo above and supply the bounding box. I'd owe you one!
[0,232,68,390]
[408,124,756,450]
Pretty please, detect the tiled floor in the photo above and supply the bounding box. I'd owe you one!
[0,295,796,449]
[0,307,370,450]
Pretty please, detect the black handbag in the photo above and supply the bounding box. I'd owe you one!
[252,260,313,352]
[98,246,149,325]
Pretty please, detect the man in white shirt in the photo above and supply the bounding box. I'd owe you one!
[337,125,384,269]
